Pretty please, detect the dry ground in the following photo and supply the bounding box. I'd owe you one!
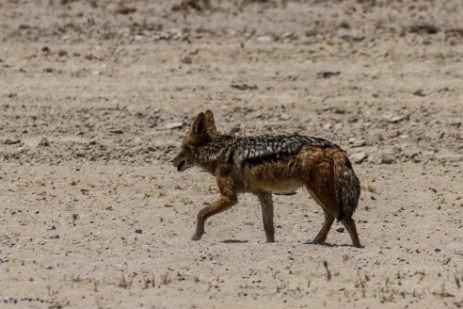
[1,1,463,308]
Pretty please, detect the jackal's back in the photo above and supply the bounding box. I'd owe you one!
[224,134,337,167]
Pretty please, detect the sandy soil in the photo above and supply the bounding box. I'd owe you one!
[1,0,463,308]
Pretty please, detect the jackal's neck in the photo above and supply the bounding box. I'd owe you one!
[194,134,235,172]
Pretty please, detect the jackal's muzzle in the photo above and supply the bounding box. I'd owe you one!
[174,159,186,171]
[172,155,193,172]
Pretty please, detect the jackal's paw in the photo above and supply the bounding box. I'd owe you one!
[312,237,326,245]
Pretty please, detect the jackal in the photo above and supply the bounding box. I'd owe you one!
[172,110,361,247]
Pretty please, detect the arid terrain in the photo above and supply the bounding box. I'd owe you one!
[1,0,462,308]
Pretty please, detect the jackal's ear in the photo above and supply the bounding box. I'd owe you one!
[204,110,217,134]
[192,112,206,134]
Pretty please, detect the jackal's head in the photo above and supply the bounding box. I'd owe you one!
[172,110,217,172]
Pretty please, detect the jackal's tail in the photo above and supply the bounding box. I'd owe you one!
[333,151,361,221]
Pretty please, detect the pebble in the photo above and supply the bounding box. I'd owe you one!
[256,35,274,43]
[37,137,50,147]
[181,57,192,64]
[323,123,332,130]
[352,140,366,147]
[351,152,367,164]
[165,122,183,129]
[317,71,340,78]
[387,114,409,124]
[281,32,295,39]
[380,154,396,164]
[231,83,257,91]
[230,124,240,133]
[3,139,21,145]
[413,89,426,97]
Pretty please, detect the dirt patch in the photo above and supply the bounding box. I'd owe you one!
[1,1,463,308]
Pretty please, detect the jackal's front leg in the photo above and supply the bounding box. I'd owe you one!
[257,193,275,242]
[192,195,237,241]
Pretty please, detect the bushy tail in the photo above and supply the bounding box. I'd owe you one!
[333,151,361,221]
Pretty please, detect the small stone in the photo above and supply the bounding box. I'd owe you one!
[114,6,136,15]
[38,137,50,147]
[389,116,402,123]
[352,140,366,147]
[165,122,183,129]
[413,89,426,97]
[256,35,274,43]
[323,123,332,130]
[351,152,367,164]
[147,145,156,152]
[280,113,290,121]
[230,124,240,134]
[388,114,409,124]
[317,71,340,79]
[336,227,345,233]
[3,139,21,145]
[181,57,192,64]
[281,32,295,39]
[130,146,143,155]
[231,83,257,91]
[380,155,396,164]
[135,229,143,234]
[109,129,124,134]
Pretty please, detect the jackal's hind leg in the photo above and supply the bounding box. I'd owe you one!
[192,195,237,241]
[341,217,361,248]
[313,210,335,244]
[257,193,275,243]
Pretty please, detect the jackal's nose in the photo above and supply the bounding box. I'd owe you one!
[175,160,186,171]
[171,156,185,171]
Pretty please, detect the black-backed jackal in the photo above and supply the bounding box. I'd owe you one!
[172,110,362,247]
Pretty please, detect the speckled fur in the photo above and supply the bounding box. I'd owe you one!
[172,110,362,247]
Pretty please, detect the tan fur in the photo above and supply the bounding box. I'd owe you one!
[172,110,362,247]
